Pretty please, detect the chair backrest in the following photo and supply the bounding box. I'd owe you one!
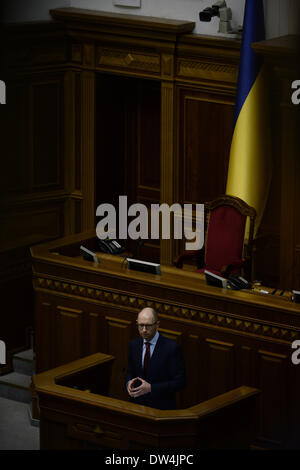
[204,195,256,275]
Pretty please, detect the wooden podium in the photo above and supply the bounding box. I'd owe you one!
[33,352,260,450]
[31,231,300,449]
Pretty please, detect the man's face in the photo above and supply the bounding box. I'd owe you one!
[136,309,159,341]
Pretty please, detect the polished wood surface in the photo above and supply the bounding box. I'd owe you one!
[31,231,300,449]
[50,7,196,34]
[34,352,260,450]
[31,231,300,315]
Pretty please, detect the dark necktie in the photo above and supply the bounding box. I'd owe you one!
[144,342,151,376]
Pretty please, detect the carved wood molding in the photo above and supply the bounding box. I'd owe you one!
[205,194,256,217]
[176,59,238,83]
[34,275,299,342]
[96,47,161,75]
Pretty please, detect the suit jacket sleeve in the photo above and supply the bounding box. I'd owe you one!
[125,340,135,385]
[150,342,185,396]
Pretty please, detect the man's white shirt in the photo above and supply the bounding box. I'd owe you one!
[142,331,159,367]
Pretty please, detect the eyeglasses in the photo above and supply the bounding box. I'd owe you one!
[136,322,157,329]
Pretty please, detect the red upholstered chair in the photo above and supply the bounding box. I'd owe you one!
[174,195,256,279]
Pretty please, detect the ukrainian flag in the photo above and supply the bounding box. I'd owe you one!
[226,0,272,234]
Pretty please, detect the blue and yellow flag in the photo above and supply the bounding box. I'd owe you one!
[226,0,272,234]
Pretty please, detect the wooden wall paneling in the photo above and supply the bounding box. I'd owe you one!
[158,327,182,344]
[31,78,64,190]
[87,311,101,356]
[35,298,56,373]
[158,326,183,408]
[0,202,65,250]
[251,68,282,287]
[178,87,234,205]
[1,64,68,369]
[176,55,239,267]
[183,334,202,407]
[236,345,257,388]
[174,85,235,262]
[279,78,297,289]
[55,305,84,367]
[2,82,29,194]
[1,30,69,243]
[104,315,133,400]
[173,34,240,266]
[257,349,288,448]
[40,418,80,451]
[123,79,161,261]
[252,36,300,290]
[204,337,235,399]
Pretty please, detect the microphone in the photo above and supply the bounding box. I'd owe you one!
[121,239,145,268]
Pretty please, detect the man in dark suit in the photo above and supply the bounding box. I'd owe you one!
[126,307,185,410]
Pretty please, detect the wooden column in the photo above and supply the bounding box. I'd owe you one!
[160,80,176,265]
[80,68,95,232]
[279,73,298,289]
[63,70,77,235]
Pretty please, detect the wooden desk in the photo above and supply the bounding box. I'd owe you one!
[31,231,300,449]
[33,353,260,450]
